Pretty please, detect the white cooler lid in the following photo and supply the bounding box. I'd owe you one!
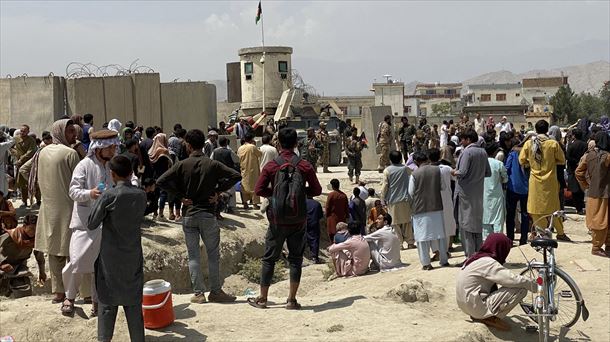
[143,279,171,295]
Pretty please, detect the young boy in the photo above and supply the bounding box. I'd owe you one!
[88,155,147,342]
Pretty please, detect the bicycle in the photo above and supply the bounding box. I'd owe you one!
[518,210,589,342]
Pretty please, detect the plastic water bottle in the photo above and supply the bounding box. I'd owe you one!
[97,182,106,193]
[244,288,256,299]
[1,336,15,342]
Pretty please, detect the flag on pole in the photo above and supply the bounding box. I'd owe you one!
[255,1,262,25]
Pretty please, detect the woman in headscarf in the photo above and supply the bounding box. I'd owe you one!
[148,133,172,220]
[456,233,536,331]
[71,124,87,159]
[119,127,134,153]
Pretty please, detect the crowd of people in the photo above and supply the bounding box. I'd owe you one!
[0,111,608,338]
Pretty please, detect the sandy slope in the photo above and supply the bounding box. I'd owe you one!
[1,168,608,341]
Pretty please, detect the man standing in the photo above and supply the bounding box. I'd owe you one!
[203,130,218,157]
[575,132,610,257]
[82,114,94,151]
[248,127,322,309]
[306,196,324,264]
[349,187,367,235]
[429,148,456,255]
[453,129,491,258]
[398,117,415,162]
[409,152,449,270]
[301,127,321,171]
[377,115,393,171]
[237,133,262,210]
[211,136,240,214]
[34,119,80,304]
[259,134,278,171]
[11,124,38,207]
[325,179,349,242]
[519,120,570,241]
[474,113,485,136]
[316,121,331,173]
[482,145,508,241]
[346,131,363,184]
[157,129,241,304]
[87,155,147,342]
[566,129,588,215]
[62,130,125,316]
[496,116,513,134]
[139,127,156,180]
[381,151,414,249]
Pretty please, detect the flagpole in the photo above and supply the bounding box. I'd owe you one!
[261,1,266,114]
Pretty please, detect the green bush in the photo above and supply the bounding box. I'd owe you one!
[238,256,285,284]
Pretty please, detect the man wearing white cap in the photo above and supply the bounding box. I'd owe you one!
[61,130,137,316]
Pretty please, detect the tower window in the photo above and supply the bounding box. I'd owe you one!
[278,61,288,73]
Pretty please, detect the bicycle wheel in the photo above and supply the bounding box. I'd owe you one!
[520,267,582,328]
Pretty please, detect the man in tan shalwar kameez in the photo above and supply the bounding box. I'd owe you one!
[575,132,610,257]
[237,132,262,209]
[34,119,80,303]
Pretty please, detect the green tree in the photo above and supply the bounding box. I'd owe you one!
[550,85,574,124]
[572,92,603,121]
[431,102,451,115]
[600,81,610,116]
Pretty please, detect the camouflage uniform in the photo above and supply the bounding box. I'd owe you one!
[300,136,322,169]
[316,129,330,172]
[378,121,392,170]
[346,138,363,181]
[398,124,416,161]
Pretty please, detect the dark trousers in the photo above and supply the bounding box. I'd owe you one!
[159,190,168,214]
[261,225,306,287]
[98,302,144,342]
[305,223,320,260]
[506,190,529,245]
[347,158,362,178]
[572,191,585,212]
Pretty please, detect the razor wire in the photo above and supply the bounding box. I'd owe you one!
[65,59,155,78]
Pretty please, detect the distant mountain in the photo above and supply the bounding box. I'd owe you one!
[462,61,609,94]
[209,79,228,101]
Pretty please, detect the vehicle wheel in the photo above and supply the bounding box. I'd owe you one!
[520,267,582,328]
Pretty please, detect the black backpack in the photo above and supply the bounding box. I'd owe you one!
[270,156,306,227]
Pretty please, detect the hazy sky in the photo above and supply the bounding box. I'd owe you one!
[1,0,609,96]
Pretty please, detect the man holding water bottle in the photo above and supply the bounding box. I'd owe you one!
[61,130,137,316]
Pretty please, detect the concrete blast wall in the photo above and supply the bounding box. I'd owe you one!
[4,74,216,133]
[161,82,217,132]
[0,76,65,135]
[361,106,393,170]
[67,73,162,129]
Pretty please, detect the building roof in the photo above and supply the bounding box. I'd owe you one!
[238,46,293,55]
[463,105,528,113]
[467,83,521,90]
[415,83,462,88]
[522,76,568,88]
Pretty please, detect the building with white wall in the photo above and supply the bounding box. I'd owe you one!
[372,81,405,116]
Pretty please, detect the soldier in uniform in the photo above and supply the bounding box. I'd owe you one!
[316,122,331,173]
[397,117,416,162]
[300,127,322,170]
[346,130,363,184]
[377,115,393,172]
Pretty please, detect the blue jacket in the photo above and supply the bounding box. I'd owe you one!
[505,150,528,195]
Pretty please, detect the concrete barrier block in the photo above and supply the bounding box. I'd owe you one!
[66,77,106,128]
[7,76,64,135]
[132,73,161,127]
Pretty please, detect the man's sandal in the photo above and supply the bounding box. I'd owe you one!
[247,296,268,309]
[61,299,75,316]
[286,298,302,310]
[51,295,66,304]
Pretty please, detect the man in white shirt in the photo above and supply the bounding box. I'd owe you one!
[495,116,513,134]
[259,133,278,171]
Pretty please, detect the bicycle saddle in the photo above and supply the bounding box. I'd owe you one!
[531,238,558,249]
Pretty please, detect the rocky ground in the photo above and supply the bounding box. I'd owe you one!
[1,167,608,341]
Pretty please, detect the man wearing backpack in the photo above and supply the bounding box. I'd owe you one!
[249,128,322,310]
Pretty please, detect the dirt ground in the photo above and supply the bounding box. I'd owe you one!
[1,167,608,341]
